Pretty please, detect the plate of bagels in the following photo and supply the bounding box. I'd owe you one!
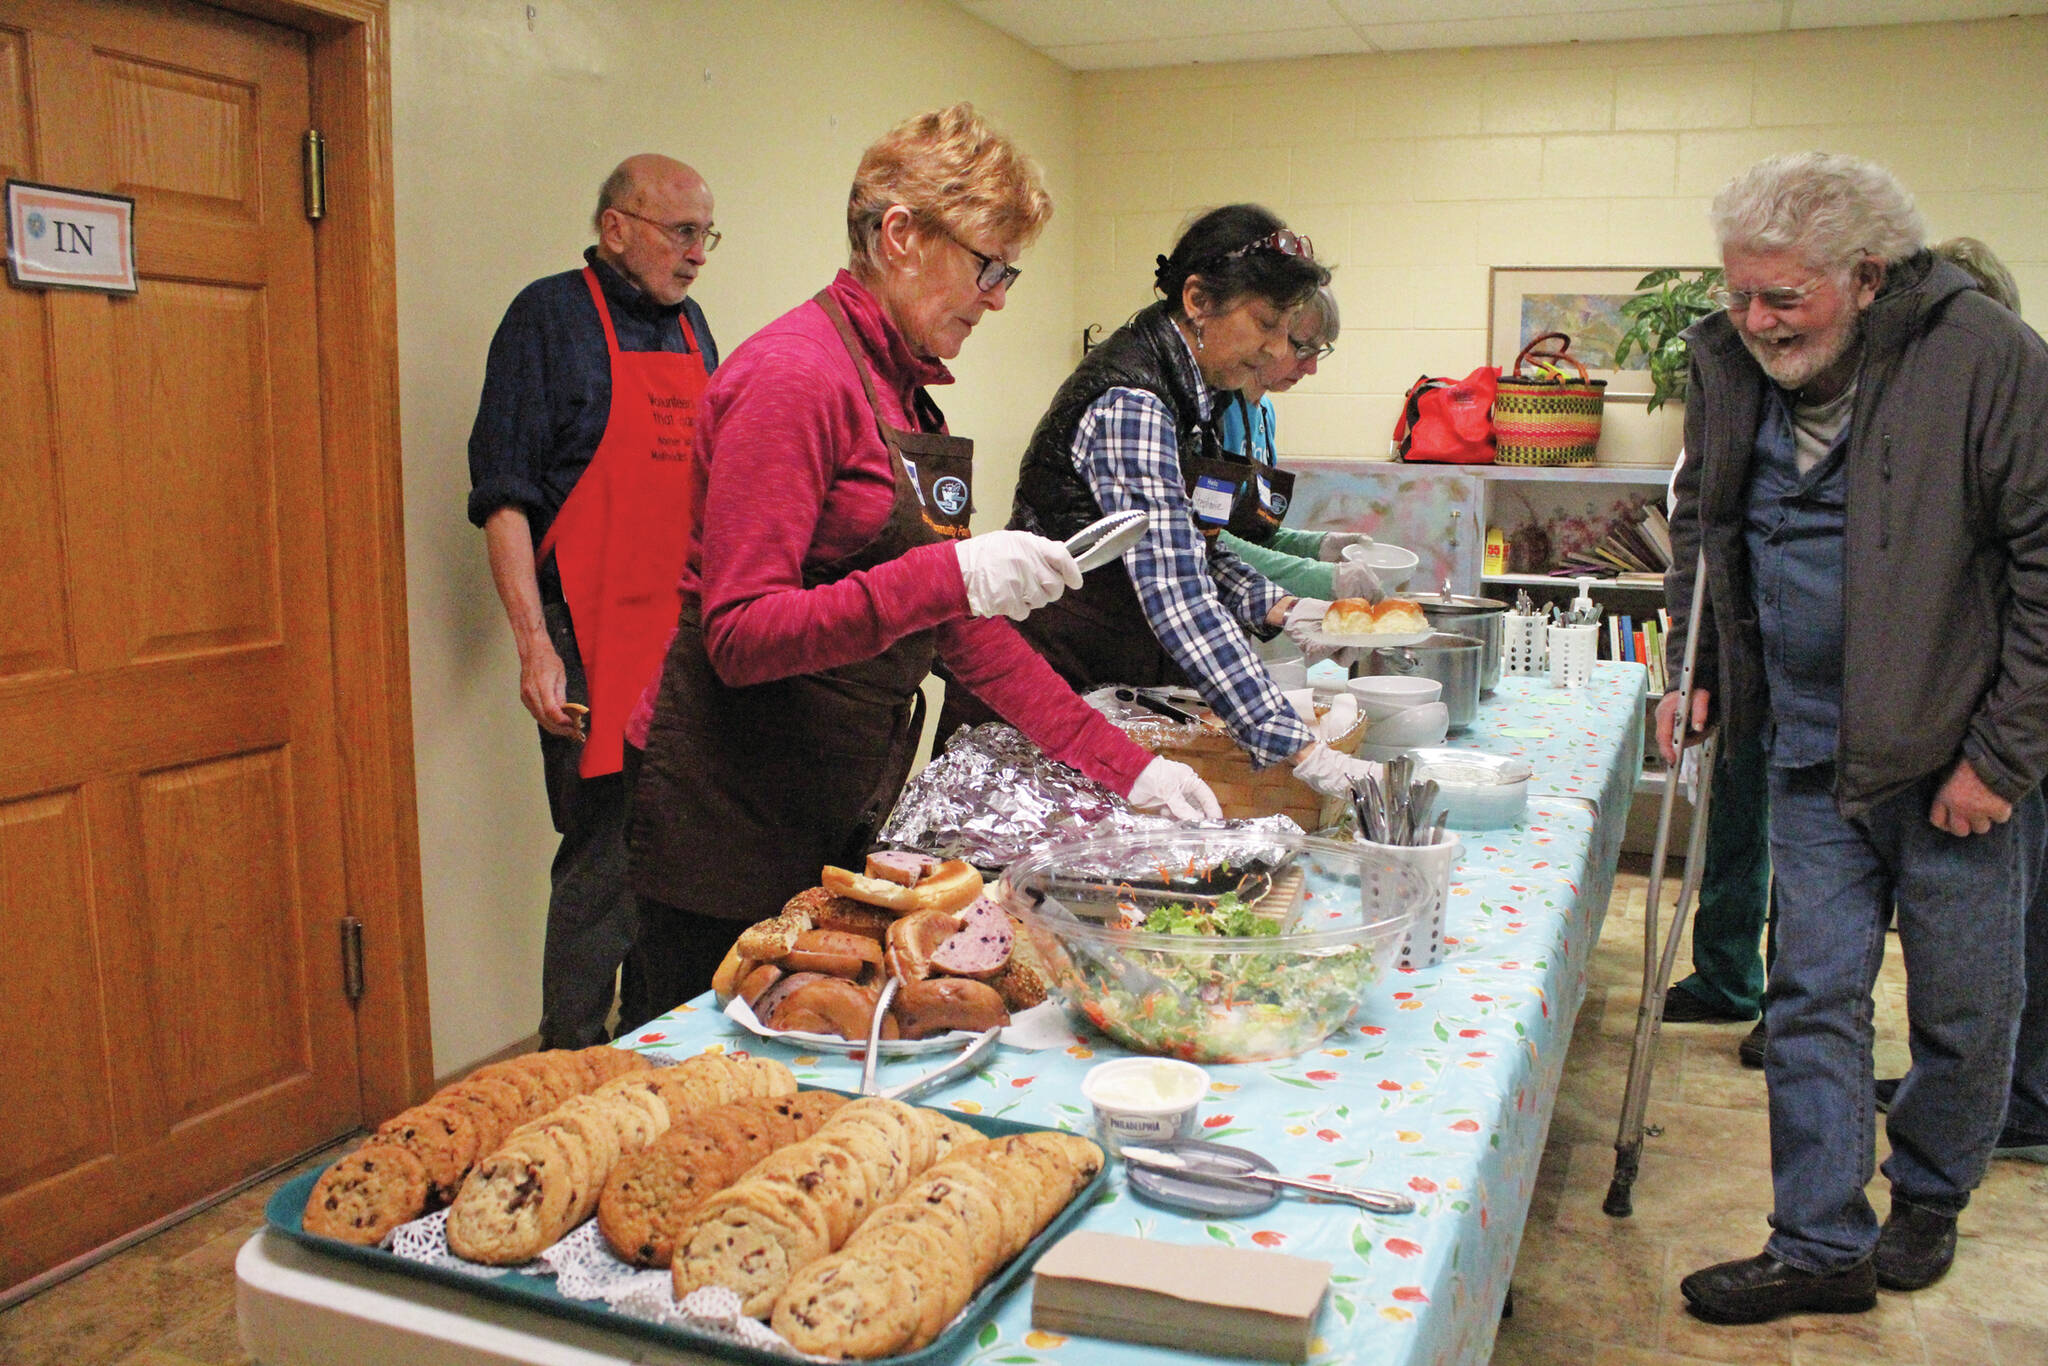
[712,852,1049,1054]
[1301,595,1433,649]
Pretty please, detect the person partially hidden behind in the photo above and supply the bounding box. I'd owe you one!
[1661,154,2048,1323]
[1868,236,2047,1169]
[467,154,720,1049]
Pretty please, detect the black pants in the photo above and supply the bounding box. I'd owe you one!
[626,894,751,1024]
[537,600,640,1050]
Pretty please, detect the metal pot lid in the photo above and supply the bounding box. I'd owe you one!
[1420,595,1509,616]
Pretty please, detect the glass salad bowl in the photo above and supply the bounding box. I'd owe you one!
[996,828,1431,1063]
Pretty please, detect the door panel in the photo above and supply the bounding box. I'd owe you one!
[0,790,113,1195]
[0,22,70,684]
[0,0,359,1291]
[114,278,282,657]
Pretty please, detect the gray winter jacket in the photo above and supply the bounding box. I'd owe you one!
[1666,252,2048,816]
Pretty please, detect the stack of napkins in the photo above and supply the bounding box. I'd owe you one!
[1032,1231,1331,1363]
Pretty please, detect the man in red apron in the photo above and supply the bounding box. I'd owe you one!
[468,154,719,1049]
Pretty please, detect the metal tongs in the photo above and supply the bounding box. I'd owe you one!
[857,975,1003,1102]
[1064,509,1149,574]
[1113,686,1199,725]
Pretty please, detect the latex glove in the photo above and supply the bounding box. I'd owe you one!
[1292,741,1384,798]
[1127,757,1223,821]
[955,531,1083,621]
[1280,597,1334,658]
[1332,552,1385,602]
[1318,532,1374,563]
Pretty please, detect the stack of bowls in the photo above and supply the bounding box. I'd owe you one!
[1347,675,1450,760]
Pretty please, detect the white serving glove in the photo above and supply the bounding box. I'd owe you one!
[1318,531,1374,563]
[955,531,1084,621]
[1332,551,1386,602]
[1280,597,1336,661]
[1292,741,1384,798]
[1127,757,1223,821]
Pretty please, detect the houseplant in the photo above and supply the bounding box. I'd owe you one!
[1612,267,1725,412]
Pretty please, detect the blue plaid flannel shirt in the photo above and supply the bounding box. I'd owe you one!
[1070,363,1315,768]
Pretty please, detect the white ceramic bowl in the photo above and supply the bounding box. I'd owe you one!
[1361,701,1450,749]
[1347,675,1443,720]
[1407,747,1534,829]
[1351,542,1421,592]
[1080,1058,1210,1155]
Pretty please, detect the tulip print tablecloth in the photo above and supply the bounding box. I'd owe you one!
[619,664,1650,1366]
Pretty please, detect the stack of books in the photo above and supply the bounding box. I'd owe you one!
[1555,503,1672,582]
[1607,607,1673,691]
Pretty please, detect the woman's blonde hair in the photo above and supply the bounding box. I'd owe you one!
[847,103,1052,276]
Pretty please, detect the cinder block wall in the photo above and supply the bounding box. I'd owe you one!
[1073,17,2048,464]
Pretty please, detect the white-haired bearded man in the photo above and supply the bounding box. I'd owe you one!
[1659,152,2048,1322]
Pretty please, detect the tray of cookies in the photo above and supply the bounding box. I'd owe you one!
[271,1047,1107,1364]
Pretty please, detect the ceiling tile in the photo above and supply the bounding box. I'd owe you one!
[1046,27,1371,72]
[960,0,1348,48]
[1790,0,2048,28]
[959,0,2048,68]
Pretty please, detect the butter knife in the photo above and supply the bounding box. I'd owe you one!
[1119,1143,1415,1214]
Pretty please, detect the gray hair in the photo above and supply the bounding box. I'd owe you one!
[1296,285,1342,345]
[1710,152,1926,271]
[593,163,636,232]
[1934,236,2022,313]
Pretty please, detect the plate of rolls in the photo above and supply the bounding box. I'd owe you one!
[1300,596,1433,649]
[711,853,1051,1054]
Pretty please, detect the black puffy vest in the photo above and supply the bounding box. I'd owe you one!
[1009,302,1225,539]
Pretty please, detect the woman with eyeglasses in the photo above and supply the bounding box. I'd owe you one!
[622,105,1219,1012]
[1213,286,1384,601]
[954,204,1380,797]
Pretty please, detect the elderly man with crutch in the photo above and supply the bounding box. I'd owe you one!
[1648,152,2048,1325]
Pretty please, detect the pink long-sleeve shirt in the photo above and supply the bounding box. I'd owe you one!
[626,271,1150,796]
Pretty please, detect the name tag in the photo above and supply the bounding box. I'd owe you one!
[1191,475,1236,525]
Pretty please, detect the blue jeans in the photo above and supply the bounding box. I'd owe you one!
[1761,763,2040,1271]
[2014,844,2048,1134]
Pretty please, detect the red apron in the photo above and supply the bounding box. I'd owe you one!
[538,267,708,778]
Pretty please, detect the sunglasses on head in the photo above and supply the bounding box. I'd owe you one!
[1223,228,1314,262]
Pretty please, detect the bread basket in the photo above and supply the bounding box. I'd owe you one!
[1129,697,1367,831]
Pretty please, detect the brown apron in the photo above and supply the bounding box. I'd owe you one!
[628,291,973,922]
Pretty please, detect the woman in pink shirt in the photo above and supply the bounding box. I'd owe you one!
[623,104,1217,1011]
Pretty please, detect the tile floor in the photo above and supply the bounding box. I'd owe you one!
[3,856,2044,1365]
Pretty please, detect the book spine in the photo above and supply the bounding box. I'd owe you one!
[1620,615,1636,663]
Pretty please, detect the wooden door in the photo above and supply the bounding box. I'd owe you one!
[0,0,360,1290]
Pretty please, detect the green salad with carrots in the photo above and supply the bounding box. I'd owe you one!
[1075,893,1373,1063]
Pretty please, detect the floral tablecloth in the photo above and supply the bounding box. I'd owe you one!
[622,665,1648,1366]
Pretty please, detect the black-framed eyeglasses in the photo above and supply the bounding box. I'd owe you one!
[1225,228,1314,262]
[611,207,722,253]
[941,226,1022,293]
[1290,336,1335,361]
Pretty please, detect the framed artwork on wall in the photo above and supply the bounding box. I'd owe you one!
[1487,266,1675,403]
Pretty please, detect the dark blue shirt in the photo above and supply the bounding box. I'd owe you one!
[465,247,719,551]
[1746,385,1851,767]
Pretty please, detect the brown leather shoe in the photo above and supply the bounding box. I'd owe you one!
[1873,1199,1956,1290]
[1680,1252,1876,1324]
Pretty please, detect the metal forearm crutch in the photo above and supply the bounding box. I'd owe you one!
[1604,549,1720,1218]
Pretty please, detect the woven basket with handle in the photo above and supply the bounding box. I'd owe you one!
[1494,331,1606,467]
[1136,704,1368,831]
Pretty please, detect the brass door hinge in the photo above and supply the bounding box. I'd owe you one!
[303,129,326,221]
[340,916,365,1002]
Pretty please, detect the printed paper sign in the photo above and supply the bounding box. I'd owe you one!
[6,180,137,293]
